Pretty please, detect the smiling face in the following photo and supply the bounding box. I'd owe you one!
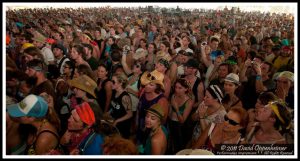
[97,66,108,79]
[68,109,85,131]
[223,110,242,131]
[145,112,160,129]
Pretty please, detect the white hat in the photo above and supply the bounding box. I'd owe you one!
[224,73,240,85]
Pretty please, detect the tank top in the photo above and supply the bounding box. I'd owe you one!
[144,125,168,155]
[110,91,130,120]
[137,93,165,132]
[96,78,110,112]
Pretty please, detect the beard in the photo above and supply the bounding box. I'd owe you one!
[27,76,38,85]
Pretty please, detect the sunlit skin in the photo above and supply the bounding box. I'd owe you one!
[144,82,157,93]
[224,81,238,95]
[73,87,86,98]
[210,40,219,51]
[25,67,37,77]
[68,109,85,131]
[203,90,216,106]
[255,104,273,122]
[145,112,160,129]
[155,62,166,73]
[70,47,80,60]
[97,66,108,79]
[218,65,229,79]
[174,82,188,95]
[223,111,242,132]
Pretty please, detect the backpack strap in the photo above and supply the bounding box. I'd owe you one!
[58,56,68,71]
[78,132,97,154]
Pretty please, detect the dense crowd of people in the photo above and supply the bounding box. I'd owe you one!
[5,5,294,156]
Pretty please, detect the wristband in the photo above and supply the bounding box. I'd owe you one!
[256,75,262,80]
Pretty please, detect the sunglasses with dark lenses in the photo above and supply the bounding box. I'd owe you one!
[147,73,156,81]
[224,115,239,126]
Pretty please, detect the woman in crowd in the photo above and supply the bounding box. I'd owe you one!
[109,74,133,139]
[95,64,113,113]
[168,78,194,154]
[7,94,60,155]
[192,106,248,153]
[189,85,227,147]
[144,103,168,155]
[222,73,243,111]
[246,101,292,144]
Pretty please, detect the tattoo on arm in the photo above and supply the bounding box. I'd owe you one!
[122,95,132,111]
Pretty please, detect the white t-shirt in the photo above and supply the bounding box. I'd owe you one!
[175,47,194,54]
[41,47,55,65]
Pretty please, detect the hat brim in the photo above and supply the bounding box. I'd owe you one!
[7,104,26,118]
[224,79,240,86]
[146,109,163,120]
[68,79,97,98]
[140,73,165,90]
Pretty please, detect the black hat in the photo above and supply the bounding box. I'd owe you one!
[52,43,66,55]
[184,59,199,69]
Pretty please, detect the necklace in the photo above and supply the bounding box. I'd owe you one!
[221,128,240,144]
[206,104,222,116]
[151,125,161,137]
[37,119,48,133]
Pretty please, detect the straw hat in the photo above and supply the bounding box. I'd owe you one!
[176,149,214,155]
[146,103,164,121]
[140,70,164,89]
[276,71,294,82]
[67,75,97,98]
[156,51,172,61]
[32,31,47,43]
[133,48,148,60]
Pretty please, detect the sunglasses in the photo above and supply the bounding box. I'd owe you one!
[147,73,156,81]
[224,115,239,126]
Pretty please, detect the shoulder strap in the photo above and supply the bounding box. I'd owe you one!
[78,132,97,154]
[58,56,67,69]
[272,55,278,64]
[208,123,216,137]
[37,130,60,140]
[231,99,241,107]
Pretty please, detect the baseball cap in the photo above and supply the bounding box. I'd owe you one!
[7,94,48,118]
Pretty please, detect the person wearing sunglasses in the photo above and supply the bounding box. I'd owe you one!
[246,101,292,144]
[192,106,248,153]
[108,74,133,139]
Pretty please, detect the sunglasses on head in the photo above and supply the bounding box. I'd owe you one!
[224,115,239,126]
[147,73,156,81]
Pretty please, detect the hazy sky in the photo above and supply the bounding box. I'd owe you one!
[4,2,296,14]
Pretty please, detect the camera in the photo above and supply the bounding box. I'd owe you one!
[122,45,130,55]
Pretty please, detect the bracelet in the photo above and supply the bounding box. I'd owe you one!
[256,75,262,80]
